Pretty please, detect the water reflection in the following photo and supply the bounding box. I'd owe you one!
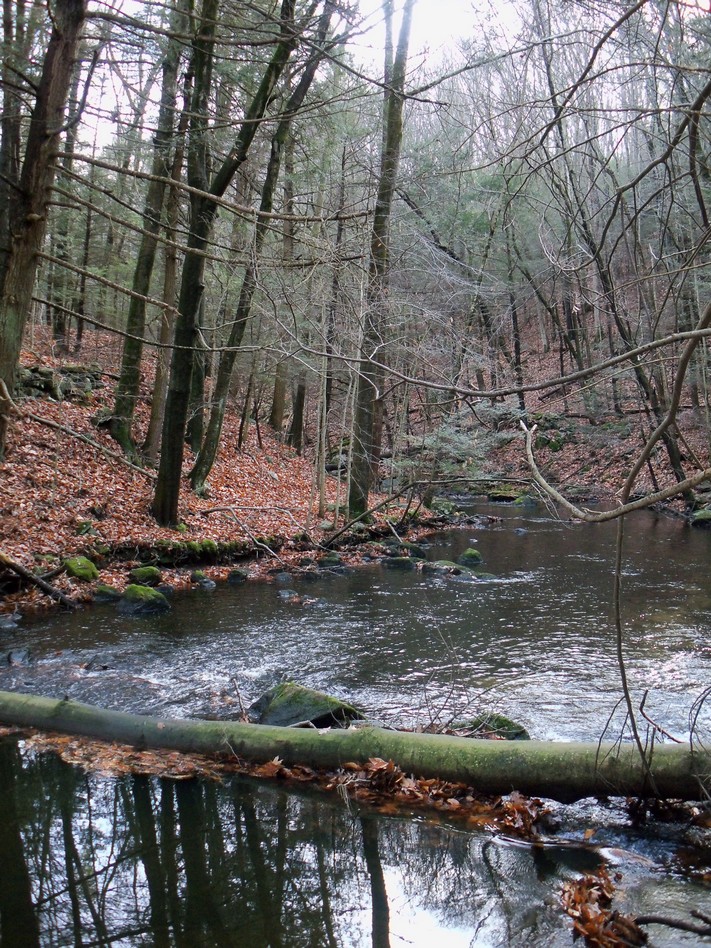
[0,739,709,947]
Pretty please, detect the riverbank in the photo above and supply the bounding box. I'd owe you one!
[3,330,704,615]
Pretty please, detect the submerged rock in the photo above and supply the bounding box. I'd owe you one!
[117,584,170,615]
[92,584,122,603]
[249,681,365,728]
[381,556,416,571]
[421,560,463,575]
[190,570,217,591]
[0,611,21,631]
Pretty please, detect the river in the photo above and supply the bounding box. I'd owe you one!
[0,502,709,944]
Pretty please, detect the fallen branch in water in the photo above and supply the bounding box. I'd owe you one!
[0,690,708,803]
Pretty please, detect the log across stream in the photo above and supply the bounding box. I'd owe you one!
[0,689,707,803]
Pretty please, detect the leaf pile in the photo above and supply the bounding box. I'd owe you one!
[561,866,647,947]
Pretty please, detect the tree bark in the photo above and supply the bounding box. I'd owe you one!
[109,0,185,456]
[0,691,707,804]
[0,0,87,459]
[189,5,334,492]
[348,0,414,517]
[151,0,299,525]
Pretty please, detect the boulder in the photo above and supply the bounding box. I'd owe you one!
[691,507,711,527]
[421,560,462,575]
[456,547,483,567]
[249,682,364,728]
[381,556,416,571]
[65,556,99,582]
[92,584,122,603]
[227,568,249,585]
[128,566,162,587]
[190,570,216,590]
[117,584,170,615]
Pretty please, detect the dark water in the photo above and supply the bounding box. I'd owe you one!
[0,503,710,944]
[1,739,710,947]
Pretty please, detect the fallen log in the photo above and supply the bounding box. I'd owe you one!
[0,690,707,803]
[0,551,77,609]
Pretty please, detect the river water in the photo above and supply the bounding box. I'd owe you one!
[0,502,709,944]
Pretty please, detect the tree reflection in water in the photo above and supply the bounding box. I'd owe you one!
[0,736,705,947]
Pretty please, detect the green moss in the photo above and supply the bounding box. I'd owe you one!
[421,560,462,575]
[93,584,122,603]
[456,713,530,741]
[119,584,170,613]
[318,552,342,568]
[457,548,483,567]
[250,682,364,728]
[128,565,162,587]
[65,556,99,582]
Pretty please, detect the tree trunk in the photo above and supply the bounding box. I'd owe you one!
[287,373,306,454]
[109,4,184,455]
[189,6,333,493]
[0,691,707,804]
[349,0,414,517]
[0,0,87,460]
[152,0,299,525]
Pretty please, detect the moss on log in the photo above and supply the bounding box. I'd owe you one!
[0,690,706,803]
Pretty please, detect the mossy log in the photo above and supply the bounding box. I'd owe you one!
[0,690,706,803]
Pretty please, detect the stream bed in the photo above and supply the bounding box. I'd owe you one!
[0,503,710,945]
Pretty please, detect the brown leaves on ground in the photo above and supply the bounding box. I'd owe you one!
[15,729,543,835]
[0,332,418,613]
[561,866,647,947]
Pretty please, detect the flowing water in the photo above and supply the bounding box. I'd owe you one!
[0,502,710,944]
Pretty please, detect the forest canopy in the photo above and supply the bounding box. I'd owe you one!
[0,0,710,524]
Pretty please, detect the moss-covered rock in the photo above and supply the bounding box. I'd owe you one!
[421,560,462,575]
[318,552,343,569]
[381,556,416,571]
[691,507,711,527]
[513,495,538,508]
[191,569,216,590]
[118,584,170,615]
[128,565,162,587]
[456,547,483,567]
[92,584,122,603]
[65,556,99,582]
[455,713,530,741]
[249,682,364,728]
[227,568,249,585]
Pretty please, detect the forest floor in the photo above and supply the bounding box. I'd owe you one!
[1,328,708,614]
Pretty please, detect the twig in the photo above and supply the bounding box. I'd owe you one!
[635,913,711,936]
[639,691,682,743]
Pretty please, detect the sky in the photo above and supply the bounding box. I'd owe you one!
[352,0,520,72]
